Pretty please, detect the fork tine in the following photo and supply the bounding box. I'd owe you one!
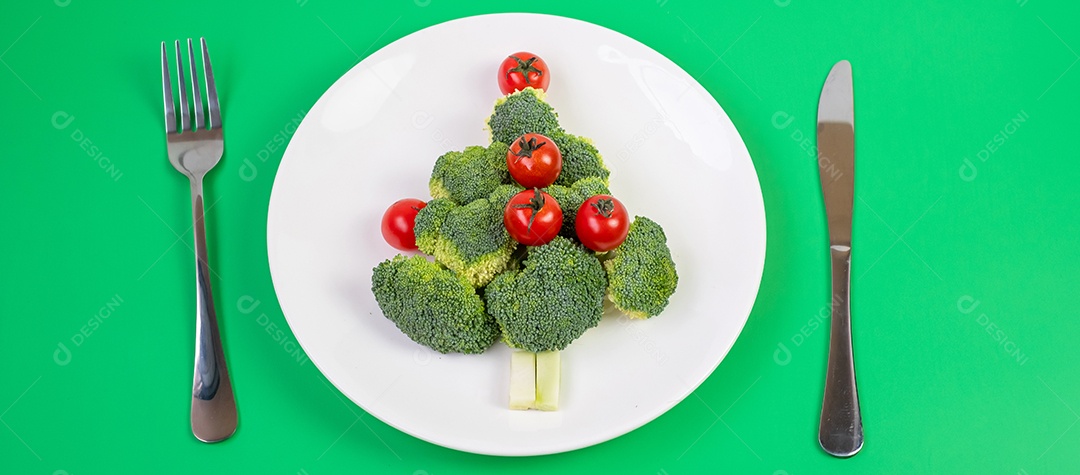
[201,38,221,129]
[161,42,176,133]
[175,40,190,132]
[188,39,205,130]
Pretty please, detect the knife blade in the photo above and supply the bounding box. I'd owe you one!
[816,59,863,457]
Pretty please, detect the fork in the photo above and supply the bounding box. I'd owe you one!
[161,38,237,443]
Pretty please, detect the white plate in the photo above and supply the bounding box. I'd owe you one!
[267,13,766,456]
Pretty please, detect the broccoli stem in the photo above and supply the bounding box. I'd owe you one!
[509,351,536,410]
[508,350,561,411]
[535,351,560,411]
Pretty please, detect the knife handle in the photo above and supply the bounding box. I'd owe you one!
[819,245,863,457]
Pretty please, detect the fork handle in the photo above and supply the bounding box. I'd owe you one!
[819,245,862,457]
[188,177,237,442]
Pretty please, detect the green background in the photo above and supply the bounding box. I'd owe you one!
[3,0,1078,473]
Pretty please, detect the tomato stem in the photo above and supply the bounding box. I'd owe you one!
[511,188,546,232]
[511,136,548,162]
[590,198,615,218]
[507,55,543,85]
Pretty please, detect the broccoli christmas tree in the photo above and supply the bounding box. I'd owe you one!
[372,85,677,411]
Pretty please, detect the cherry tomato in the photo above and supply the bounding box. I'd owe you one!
[497,52,550,95]
[504,188,563,246]
[381,198,426,251]
[507,133,562,188]
[575,195,629,252]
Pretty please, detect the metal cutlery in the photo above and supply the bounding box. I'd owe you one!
[161,38,237,443]
[816,59,862,457]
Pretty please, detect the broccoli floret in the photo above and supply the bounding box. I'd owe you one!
[544,177,611,238]
[488,183,525,211]
[543,187,576,237]
[413,198,455,252]
[604,216,678,318]
[371,255,499,354]
[429,143,511,204]
[486,87,563,145]
[551,132,610,186]
[485,237,607,352]
[413,197,516,287]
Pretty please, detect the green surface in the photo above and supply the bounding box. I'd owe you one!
[3,0,1078,473]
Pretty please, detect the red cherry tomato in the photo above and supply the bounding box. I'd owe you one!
[575,195,629,252]
[507,133,562,188]
[504,188,563,246]
[497,52,550,95]
[381,199,426,251]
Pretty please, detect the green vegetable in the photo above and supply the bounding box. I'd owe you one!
[507,350,560,411]
[485,236,607,352]
[486,87,564,145]
[429,142,511,205]
[604,216,679,318]
[544,176,610,238]
[413,197,516,287]
[487,183,525,211]
[534,351,560,411]
[413,198,455,253]
[371,255,499,354]
[509,350,536,410]
[551,132,610,186]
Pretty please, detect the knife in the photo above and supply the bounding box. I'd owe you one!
[817,60,863,457]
